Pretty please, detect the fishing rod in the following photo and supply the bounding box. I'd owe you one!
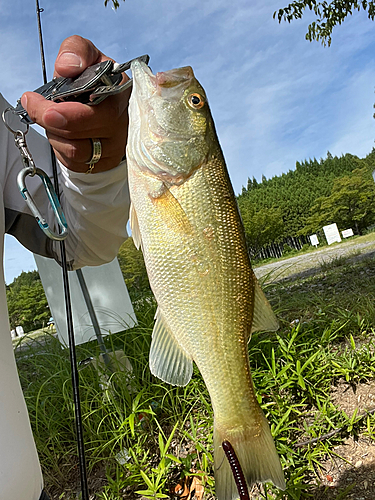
[35,2,90,499]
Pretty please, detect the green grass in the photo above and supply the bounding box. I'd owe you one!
[15,255,375,499]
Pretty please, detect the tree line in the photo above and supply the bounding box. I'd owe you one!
[7,271,50,332]
[237,149,375,258]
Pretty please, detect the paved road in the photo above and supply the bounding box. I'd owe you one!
[253,237,375,282]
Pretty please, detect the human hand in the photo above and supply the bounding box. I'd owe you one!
[21,35,130,173]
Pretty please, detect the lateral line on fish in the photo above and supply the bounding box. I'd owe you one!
[222,440,250,500]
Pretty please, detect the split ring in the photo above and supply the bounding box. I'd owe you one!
[2,107,29,136]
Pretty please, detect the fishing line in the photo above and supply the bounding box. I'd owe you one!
[222,440,250,500]
[35,2,89,499]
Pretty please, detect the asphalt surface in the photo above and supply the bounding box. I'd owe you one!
[253,236,375,283]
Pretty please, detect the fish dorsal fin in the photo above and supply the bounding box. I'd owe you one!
[150,308,193,387]
[250,275,279,336]
[129,202,142,250]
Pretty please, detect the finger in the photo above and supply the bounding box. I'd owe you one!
[21,92,110,137]
[20,92,66,130]
[53,148,124,173]
[54,35,107,78]
[47,133,121,164]
[47,134,124,173]
[47,134,93,165]
[21,91,130,139]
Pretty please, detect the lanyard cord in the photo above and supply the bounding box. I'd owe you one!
[35,2,89,499]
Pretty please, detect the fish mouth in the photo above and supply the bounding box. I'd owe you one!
[130,59,157,100]
[131,59,195,100]
[130,60,199,145]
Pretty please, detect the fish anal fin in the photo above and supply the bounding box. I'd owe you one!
[250,275,279,336]
[150,309,193,387]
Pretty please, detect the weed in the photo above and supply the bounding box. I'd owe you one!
[318,255,350,271]
[14,254,375,499]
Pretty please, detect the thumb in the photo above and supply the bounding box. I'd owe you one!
[54,35,105,78]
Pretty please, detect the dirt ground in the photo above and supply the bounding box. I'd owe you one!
[248,378,375,499]
[254,236,375,500]
[312,380,375,500]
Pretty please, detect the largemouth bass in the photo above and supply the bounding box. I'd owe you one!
[127,60,286,499]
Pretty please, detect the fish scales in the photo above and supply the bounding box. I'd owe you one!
[133,157,254,409]
[127,61,286,499]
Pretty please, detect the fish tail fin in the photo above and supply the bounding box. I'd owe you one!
[213,415,286,500]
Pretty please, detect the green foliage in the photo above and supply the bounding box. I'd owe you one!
[274,1,375,46]
[6,270,50,331]
[238,201,285,255]
[104,0,124,9]
[104,0,118,8]
[14,252,375,499]
[117,237,151,299]
[5,237,150,333]
[238,150,375,250]
[304,165,375,234]
[134,423,180,498]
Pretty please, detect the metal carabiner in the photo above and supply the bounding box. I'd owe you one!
[3,107,69,241]
[17,166,68,241]
[13,130,37,174]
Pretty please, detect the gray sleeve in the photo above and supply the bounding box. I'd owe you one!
[1,94,129,270]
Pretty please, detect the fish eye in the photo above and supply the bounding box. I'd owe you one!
[188,93,205,109]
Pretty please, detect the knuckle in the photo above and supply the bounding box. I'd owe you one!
[64,142,84,162]
[70,34,86,44]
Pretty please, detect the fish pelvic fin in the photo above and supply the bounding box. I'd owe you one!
[149,308,193,387]
[213,414,286,500]
[129,202,142,250]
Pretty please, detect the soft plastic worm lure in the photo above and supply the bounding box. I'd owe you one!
[222,440,251,500]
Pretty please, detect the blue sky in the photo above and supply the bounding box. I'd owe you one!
[1,0,374,283]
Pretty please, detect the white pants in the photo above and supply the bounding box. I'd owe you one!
[0,287,43,500]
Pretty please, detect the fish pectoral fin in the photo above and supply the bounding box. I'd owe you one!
[250,275,279,336]
[151,184,194,236]
[129,203,142,250]
[150,308,193,387]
